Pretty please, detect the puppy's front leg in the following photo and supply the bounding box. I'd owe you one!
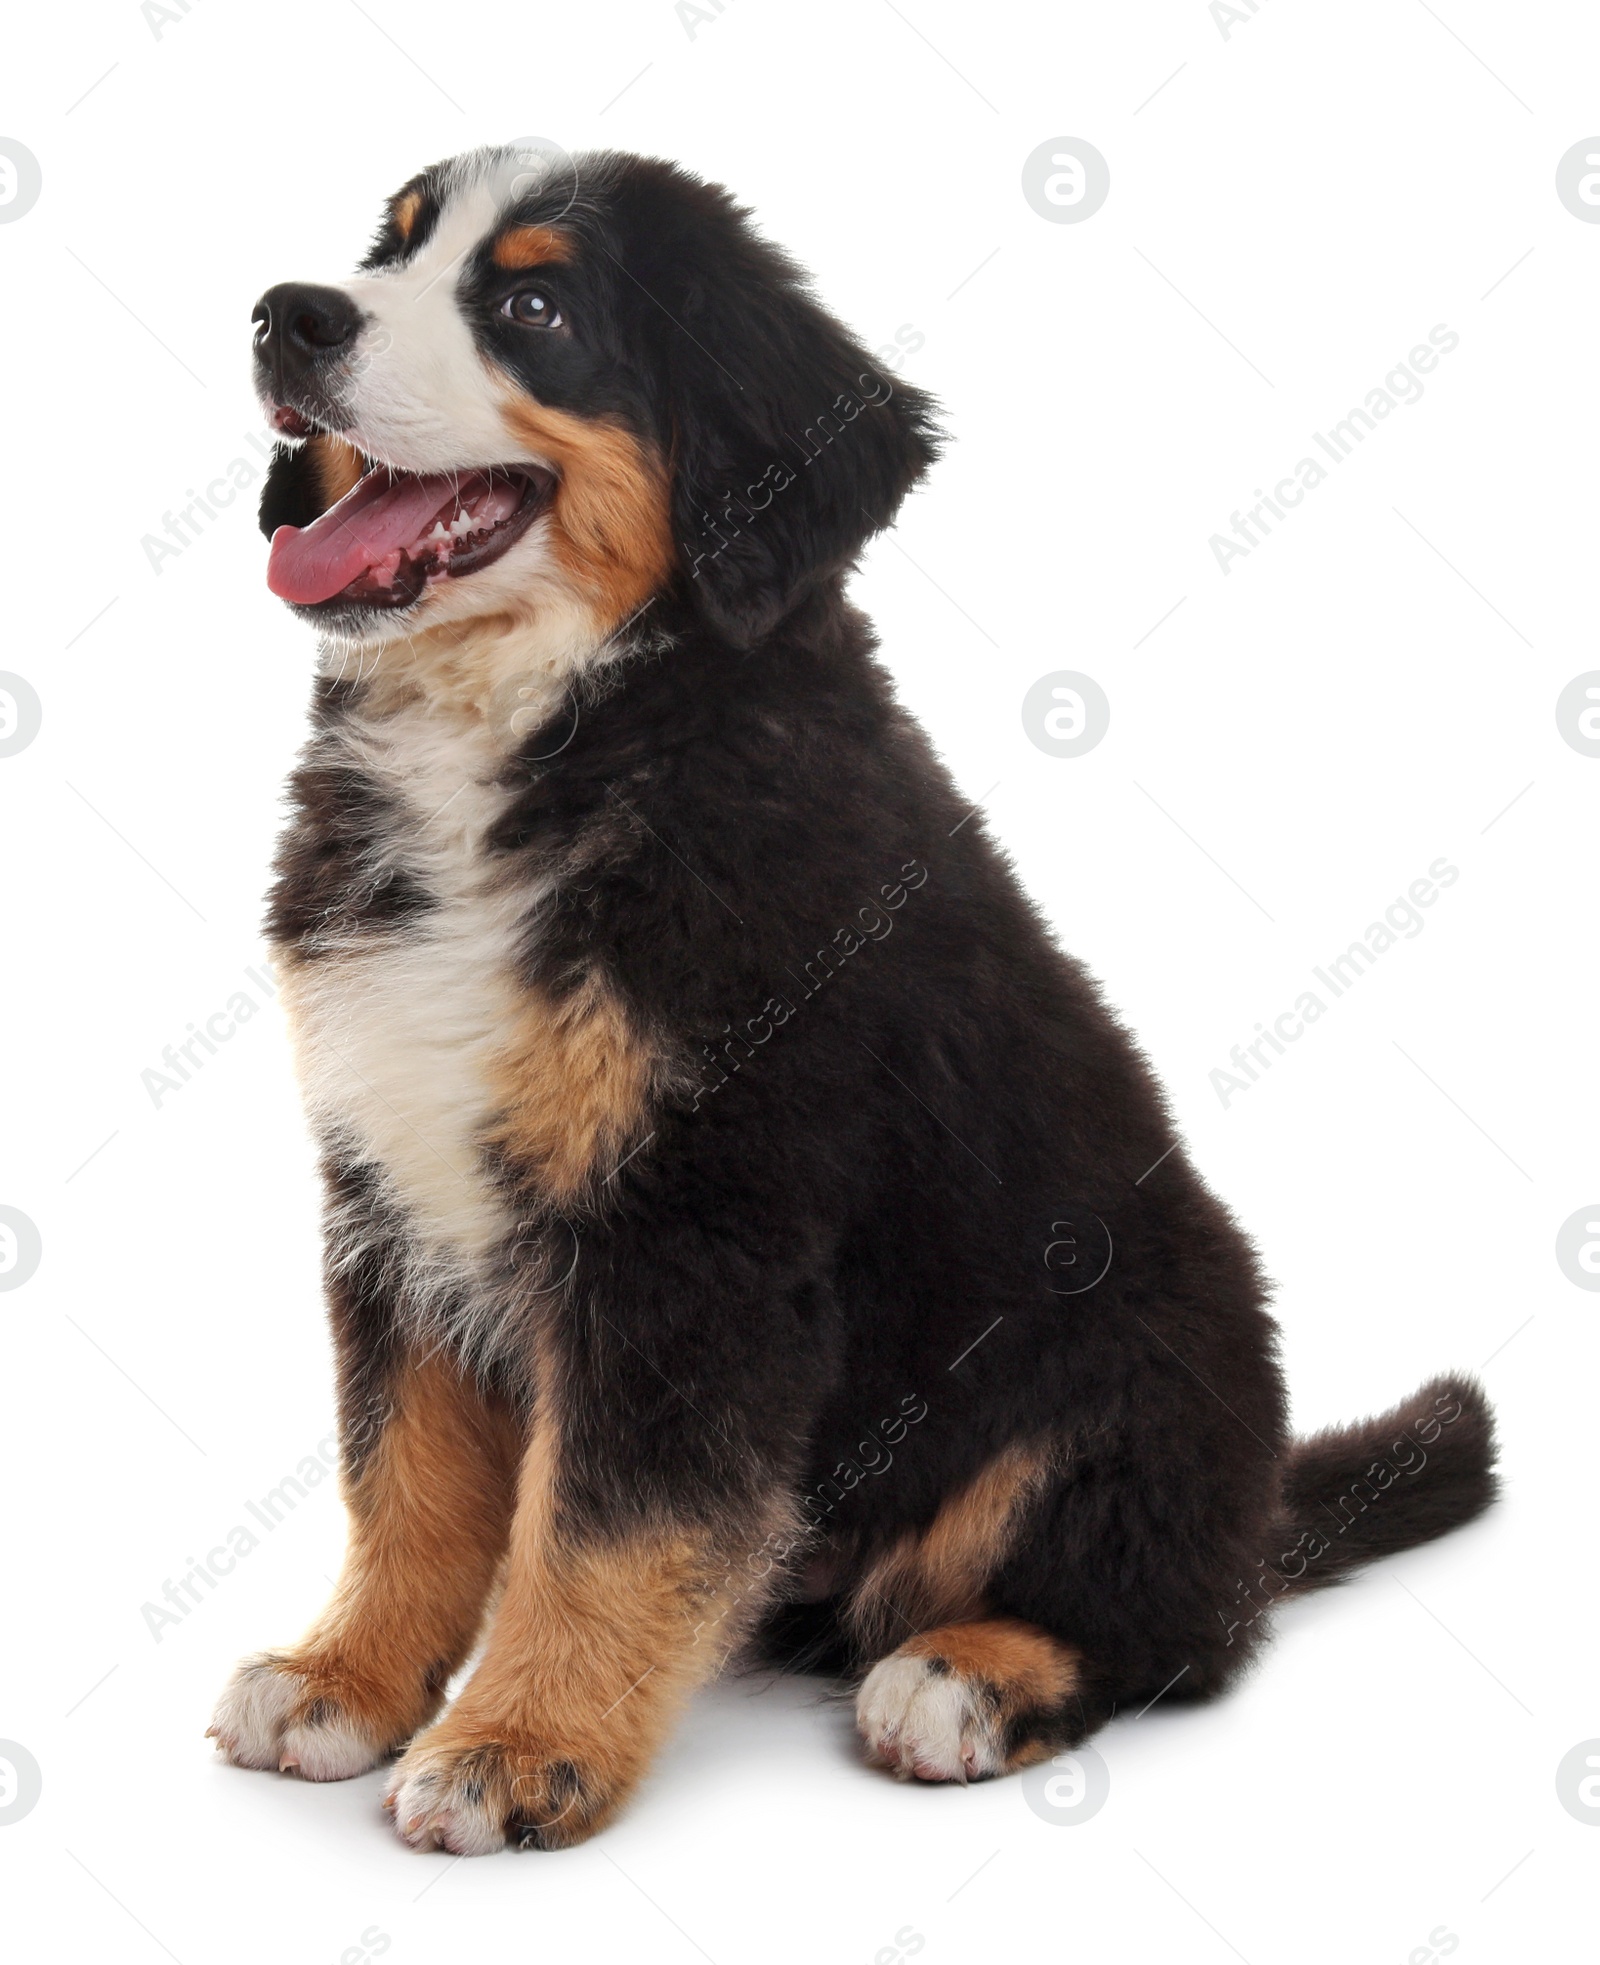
[384,1420,787,1853]
[211,1351,522,1780]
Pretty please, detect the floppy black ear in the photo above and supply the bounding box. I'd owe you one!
[652,182,941,646]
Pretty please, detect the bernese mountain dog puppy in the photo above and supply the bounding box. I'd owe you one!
[209,144,1498,1853]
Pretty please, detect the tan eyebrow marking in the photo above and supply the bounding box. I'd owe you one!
[492,224,576,270]
[392,190,424,240]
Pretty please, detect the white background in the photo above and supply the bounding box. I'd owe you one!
[3,1,1595,1960]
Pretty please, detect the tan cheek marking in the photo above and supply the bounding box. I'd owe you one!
[492,224,575,268]
[308,434,366,511]
[485,975,654,1205]
[500,397,675,630]
[846,1441,1056,1649]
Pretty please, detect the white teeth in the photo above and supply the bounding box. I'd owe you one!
[428,520,450,542]
[449,509,475,536]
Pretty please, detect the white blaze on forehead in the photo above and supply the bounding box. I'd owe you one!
[331,162,554,476]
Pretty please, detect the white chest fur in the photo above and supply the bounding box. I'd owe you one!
[283,689,551,1291]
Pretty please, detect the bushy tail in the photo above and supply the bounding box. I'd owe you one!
[1274,1374,1498,1594]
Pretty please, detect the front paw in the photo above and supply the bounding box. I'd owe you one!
[209,1650,409,1782]
[384,1721,621,1853]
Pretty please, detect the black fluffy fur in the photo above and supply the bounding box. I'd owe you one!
[260,149,1500,1771]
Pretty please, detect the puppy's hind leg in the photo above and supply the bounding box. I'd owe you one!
[856,1619,1098,1782]
[842,1442,1105,1780]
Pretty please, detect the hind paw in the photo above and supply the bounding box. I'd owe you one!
[856,1620,1083,1783]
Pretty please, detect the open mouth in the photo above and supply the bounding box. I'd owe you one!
[267,462,558,612]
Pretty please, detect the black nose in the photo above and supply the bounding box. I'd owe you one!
[252,282,362,372]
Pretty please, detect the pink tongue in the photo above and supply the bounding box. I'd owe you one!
[267,467,496,606]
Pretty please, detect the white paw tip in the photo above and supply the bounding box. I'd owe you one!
[210,1655,389,1781]
[856,1653,1003,1785]
[385,1767,508,1857]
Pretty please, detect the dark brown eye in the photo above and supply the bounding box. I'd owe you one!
[501,290,564,329]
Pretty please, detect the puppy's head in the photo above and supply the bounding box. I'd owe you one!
[254,145,939,651]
